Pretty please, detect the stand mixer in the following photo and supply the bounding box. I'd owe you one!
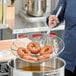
[19,0,51,22]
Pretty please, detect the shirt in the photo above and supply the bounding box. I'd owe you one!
[53,0,76,72]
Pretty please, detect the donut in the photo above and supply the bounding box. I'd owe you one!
[17,47,25,58]
[27,42,41,54]
[17,47,32,58]
[17,43,54,61]
[17,47,37,61]
[21,48,32,56]
[38,54,51,61]
[23,55,37,61]
[40,45,53,55]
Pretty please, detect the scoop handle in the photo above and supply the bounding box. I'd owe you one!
[47,4,63,35]
[56,4,63,17]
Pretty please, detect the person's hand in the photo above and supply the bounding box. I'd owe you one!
[48,15,59,27]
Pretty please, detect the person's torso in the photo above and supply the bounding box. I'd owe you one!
[61,0,76,65]
[64,0,76,30]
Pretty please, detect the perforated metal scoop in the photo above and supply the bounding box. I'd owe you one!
[11,33,64,63]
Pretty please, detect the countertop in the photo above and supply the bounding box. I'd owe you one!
[0,40,15,62]
[11,14,65,34]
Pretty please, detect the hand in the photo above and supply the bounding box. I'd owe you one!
[48,15,59,27]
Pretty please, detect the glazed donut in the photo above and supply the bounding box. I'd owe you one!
[40,45,53,55]
[17,47,25,58]
[22,48,32,56]
[23,55,37,61]
[17,47,32,58]
[17,47,37,61]
[17,44,53,61]
[27,42,41,54]
[38,54,51,61]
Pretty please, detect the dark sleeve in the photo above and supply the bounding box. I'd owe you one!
[53,0,66,22]
[46,0,66,24]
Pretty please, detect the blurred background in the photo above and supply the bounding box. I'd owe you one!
[0,0,64,40]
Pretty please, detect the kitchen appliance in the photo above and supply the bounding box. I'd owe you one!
[19,0,50,22]
[25,0,46,17]
[8,57,66,76]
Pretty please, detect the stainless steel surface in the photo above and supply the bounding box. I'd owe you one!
[0,24,8,29]
[26,0,46,16]
[8,57,66,76]
[19,10,48,22]
[14,15,48,34]
[13,15,65,34]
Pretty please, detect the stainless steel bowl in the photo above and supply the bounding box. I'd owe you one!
[26,0,46,16]
[8,57,66,76]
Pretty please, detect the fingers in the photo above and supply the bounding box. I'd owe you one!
[53,21,57,27]
[48,15,59,27]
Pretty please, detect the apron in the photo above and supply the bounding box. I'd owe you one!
[56,0,76,72]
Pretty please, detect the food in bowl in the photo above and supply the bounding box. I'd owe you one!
[40,45,53,55]
[27,42,41,54]
[17,42,53,61]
